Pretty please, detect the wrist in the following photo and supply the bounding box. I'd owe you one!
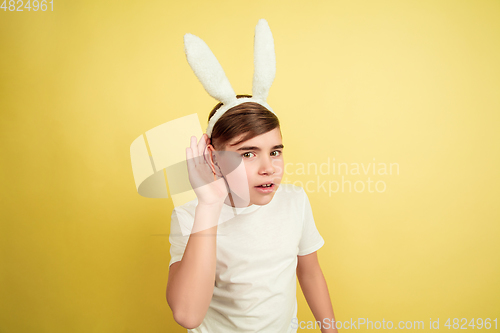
[192,202,223,234]
[196,201,224,210]
[195,202,224,220]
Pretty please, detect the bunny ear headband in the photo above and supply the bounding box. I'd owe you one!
[184,19,277,138]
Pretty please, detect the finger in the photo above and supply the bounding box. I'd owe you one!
[197,135,207,165]
[190,136,199,165]
[197,133,207,152]
[186,147,194,170]
[198,134,208,164]
[196,135,206,165]
[202,134,210,164]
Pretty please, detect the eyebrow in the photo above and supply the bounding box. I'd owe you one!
[236,144,284,151]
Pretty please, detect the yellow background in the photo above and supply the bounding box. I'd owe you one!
[1,0,499,332]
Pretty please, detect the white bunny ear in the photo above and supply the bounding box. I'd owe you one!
[252,19,276,101]
[184,33,236,105]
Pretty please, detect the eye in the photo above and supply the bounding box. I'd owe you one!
[271,150,282,157]
[242,152,255,158]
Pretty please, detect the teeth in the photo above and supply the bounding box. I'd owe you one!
[260,184,272,187]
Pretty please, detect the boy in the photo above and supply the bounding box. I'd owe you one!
[166,19,338,333]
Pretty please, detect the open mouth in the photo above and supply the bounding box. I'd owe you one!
[254,182,275,192]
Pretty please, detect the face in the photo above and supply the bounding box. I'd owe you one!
[214,128,284,206]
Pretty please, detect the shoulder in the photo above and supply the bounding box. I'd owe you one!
[169,198,199,236]
[171,198,198,220]
[274,184,315,217]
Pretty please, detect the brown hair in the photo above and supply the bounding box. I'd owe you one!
[208,95,280,149]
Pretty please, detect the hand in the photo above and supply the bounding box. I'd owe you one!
[186,134,228,206]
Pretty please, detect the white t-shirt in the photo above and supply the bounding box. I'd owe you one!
[168,184,325,333]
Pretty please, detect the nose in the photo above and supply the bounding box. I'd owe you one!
[259,155,275,175]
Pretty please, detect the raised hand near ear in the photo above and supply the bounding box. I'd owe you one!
[186,134,228,206]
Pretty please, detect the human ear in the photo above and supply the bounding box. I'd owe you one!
[205,143,222,177]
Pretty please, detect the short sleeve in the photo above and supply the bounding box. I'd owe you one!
[297,188,325,256]
[168,208,191,267]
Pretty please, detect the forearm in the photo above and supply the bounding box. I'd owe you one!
[298,271,338,333]
[166,203,222,328]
